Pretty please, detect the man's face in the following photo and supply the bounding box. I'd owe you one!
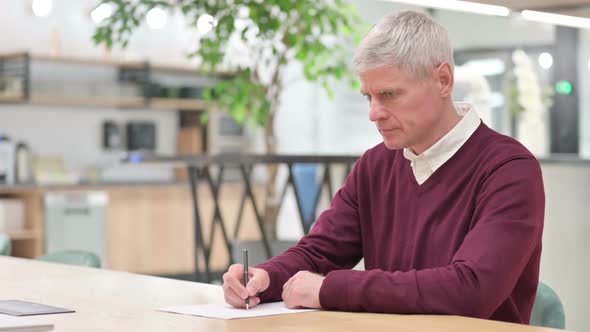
[360,65,446,152]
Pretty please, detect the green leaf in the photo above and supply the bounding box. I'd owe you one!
[233,104,247,124]
[341,25,351,35]
[202,88,213,101]
[200,111,210,125]
[322,80,334,99]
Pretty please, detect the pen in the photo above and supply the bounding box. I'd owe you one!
[243,249,249,310]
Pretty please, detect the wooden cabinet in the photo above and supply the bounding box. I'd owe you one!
[1,182,264,275]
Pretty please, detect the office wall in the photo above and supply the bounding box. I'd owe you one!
[540,163,590,331]
[578,30,590,158]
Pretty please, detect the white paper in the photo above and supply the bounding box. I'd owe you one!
[158,302,318,320]
[0,314,53,331]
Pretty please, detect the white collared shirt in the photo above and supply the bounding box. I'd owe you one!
[403,103,481,185]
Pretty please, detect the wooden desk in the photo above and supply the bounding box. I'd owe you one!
[0,257,563,332]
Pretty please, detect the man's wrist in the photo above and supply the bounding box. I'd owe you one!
[255,265,280,302]
[258,268,270,293]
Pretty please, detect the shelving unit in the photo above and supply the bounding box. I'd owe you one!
[0,52,234,112]
[0,53,239,261]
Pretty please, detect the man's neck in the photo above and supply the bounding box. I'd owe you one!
[410,101,462,155]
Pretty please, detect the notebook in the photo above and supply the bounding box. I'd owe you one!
[0,314,53,332]
[0,301,73,317]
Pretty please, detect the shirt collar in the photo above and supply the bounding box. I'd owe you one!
[403,103,481,184]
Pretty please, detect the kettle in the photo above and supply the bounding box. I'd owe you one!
[14,142,32,184]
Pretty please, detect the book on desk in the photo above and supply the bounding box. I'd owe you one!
[0,314,53,332]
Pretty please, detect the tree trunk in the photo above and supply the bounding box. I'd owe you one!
[261,55,285,241]
[262,110,280,240]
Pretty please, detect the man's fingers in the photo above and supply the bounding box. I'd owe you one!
[248,297,261,308]
[222,264,266,309]
[224,284,247,308]
[282,273,297,292]
[224,281,262,308]
[246,274,263,296]
[223,267,248,299]
[284,296,298,309]
[281,273,297,307]
[282,280,293,306]
[246,268,270,296]
[224,288,261,309]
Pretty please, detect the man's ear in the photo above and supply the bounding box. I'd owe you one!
[434,62,454,98]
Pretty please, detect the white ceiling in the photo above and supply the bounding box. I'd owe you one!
[471,0,590,17]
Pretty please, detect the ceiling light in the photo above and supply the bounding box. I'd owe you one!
[587,58,590,71]
[146,7,168,30]
[91,3,114,24]
[197,14,215,34]
[538,52,553,69]
[383,0,510,17]
[521,10,590,29]
[31,0,52,17]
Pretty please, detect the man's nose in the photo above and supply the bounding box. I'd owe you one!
[369,102,388,122]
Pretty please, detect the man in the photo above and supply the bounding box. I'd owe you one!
[222,10,544,324]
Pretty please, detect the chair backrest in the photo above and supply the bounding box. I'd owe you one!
[530,282,566,329]
[231,240,297,267]
[0,234,11,256]
[36,250,101,268]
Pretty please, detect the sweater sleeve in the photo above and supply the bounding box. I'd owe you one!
[256,159,364,303]
[319,157,545,319]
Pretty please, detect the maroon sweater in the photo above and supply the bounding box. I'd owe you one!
[257,123,545,324]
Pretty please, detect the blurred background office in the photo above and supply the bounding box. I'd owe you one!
[0,0,587,330]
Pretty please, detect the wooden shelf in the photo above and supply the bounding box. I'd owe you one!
[31,54,145,69]
[0,51,28,60]
[151,63,235,78]
[3,53,234,76]
[150,98,207,111]
[30,95,146,108]
[0,94,207,111]
[6,229,39,241]
[0,94,25,103]
[151,63,207,75]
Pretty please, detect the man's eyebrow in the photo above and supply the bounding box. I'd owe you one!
[378,88,401,95]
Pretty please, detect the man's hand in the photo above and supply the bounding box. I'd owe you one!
[281,271,325,309]
[222,264,270,309]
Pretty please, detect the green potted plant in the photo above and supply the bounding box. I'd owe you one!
[93,0,362,239]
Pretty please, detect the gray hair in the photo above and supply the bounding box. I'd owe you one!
[352,11,454,80]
